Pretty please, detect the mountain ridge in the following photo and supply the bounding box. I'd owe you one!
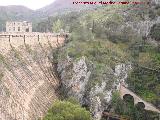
[0,0,97,31]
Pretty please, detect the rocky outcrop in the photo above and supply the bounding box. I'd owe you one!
[57,55,132,120]
[151,0,160,5]
[88,63,131,120]
[125,17,160,37]
[114,63,132,89]
[57,56,91,103]
[119,0,160,42]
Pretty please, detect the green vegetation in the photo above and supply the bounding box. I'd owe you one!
[43,1,160,119]
[0,73,4,84]
[0,53,12,71]
[52,19,63,32]
[111,92,159,120]
[56,24,129,89]
[0,1,159,119]
[43,100,91,120]
[126,42,160,108]
[150,23,160,41]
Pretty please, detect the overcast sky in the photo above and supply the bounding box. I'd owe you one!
[0,0,56,10]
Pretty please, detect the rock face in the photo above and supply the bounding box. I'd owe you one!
[120,1,160,37]
[114,64,132,89]
[89,63,131,120]
[125,17,160,37]
[57,56,91,103]
[57,56,132,120]
[151,0,160,5]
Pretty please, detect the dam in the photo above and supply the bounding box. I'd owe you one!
[0,32,65,120]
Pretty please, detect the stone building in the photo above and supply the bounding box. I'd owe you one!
[6,21,32,32]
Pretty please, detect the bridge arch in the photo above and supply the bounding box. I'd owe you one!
[136,102,145,109]
[122,94,146,107]
[120,84,160,113]
[123,94,134,104]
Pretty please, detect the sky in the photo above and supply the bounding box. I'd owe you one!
[0,0,56,10]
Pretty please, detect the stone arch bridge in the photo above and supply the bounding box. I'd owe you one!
[120,84,160,114]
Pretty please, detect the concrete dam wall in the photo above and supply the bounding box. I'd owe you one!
[0,33,65,120]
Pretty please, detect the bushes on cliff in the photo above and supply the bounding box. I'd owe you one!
[150,23,160,41]
[0,73,3,84]
[43,100,91,120]
[52,19,64,33]
[70,25,94,42]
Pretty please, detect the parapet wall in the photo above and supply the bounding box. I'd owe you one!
[0,32,65,52]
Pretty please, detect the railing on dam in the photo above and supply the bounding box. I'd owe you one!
[0,32,68,52]
[0,32,69,40]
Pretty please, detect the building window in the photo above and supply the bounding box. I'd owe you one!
[13,27,15,31]
[18,27,20,31]
[26,28,29,32]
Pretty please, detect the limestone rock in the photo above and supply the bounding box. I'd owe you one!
[57,56,91,103]
[57,55,132,120]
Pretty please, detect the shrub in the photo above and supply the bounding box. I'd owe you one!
[150,23,160,41]
[149,9,156,20]
[70,25,94,42]
[43,100,92,120]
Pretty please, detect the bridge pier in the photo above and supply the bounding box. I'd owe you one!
[24,35,26,44]
[9,35,11,43]
[38,35,40,42]
[120,84,160,114]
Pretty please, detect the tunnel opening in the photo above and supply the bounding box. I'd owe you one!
[135,102,145,110]
[123,94,134,105]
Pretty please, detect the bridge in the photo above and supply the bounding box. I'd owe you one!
[119,83,160,114]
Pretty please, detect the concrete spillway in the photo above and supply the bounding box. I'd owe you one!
[0,33,65,120]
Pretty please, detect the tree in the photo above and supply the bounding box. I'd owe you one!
[43,100,92,120]
[52,19,63,32]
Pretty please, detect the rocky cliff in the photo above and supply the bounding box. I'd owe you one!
[57,55,132,120]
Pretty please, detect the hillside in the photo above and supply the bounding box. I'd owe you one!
[42,0,160,119]
[36,0,99,17]
[0,5,34,30]
[0,5,33,20]
[0,0,160,120]
[0,0,98,31]
[36,0,75,17]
